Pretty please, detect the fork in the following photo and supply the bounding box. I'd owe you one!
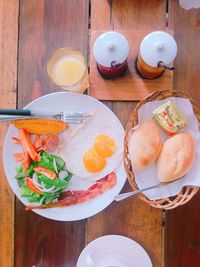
[0,110,91,124]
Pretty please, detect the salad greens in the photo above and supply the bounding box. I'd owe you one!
[16,151,73,206]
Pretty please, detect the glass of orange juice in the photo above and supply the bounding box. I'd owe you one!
[47,48,89,93]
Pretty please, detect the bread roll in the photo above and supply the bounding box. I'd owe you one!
[157,132,196,182]
[128,120,162,171]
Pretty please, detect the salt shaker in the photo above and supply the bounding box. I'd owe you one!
[136,31,177,79]
[93,31,129,79]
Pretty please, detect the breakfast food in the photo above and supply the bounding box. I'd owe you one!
[13,129,73,206]
[83,134,116,173]
[11,107,122,209]
[26,172,117,210]
[58,109,124,180]
[12,118,67,135]
[128,120,162,171]
[152,101,187,135]
[157,132,196,182]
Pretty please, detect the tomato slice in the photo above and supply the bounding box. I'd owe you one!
[41,133,60,153]
[33,166,57,180]
[25,177,42,195]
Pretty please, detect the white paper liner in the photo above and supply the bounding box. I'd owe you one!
[134,97,200,200]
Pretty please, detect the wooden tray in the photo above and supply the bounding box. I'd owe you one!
[89,30,173,101]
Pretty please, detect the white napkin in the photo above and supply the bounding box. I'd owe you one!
[134,97,200,200]
[179,0,200,10]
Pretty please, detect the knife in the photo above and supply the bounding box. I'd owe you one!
[0,109,31,116]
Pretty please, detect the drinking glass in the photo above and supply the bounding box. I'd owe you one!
[47,48,89,93]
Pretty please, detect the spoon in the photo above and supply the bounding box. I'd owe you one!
[114,183,164,202]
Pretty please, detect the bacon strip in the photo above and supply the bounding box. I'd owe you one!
[26,172,117,210]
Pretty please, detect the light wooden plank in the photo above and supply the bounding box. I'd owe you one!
[91,0,112,30]
[0,1,19,267]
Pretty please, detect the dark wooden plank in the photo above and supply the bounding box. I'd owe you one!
[0,1,19,267]
[88,2,167,266]
[165,193,200,267]
[165,1,200,267]
[15,202,86,267]
[16,1,89,267]
[169,0,200,99]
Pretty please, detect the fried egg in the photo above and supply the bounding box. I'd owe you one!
[93,134,116,158]
[59,109,124,180]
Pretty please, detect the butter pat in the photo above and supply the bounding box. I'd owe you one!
[152,101,187,135]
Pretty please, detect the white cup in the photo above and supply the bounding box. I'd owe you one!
[85,254,128,267]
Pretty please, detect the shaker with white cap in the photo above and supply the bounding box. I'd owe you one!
[93,31,129,79]
[136,31,177,79]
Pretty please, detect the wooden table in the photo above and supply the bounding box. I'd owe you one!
[1,1,200,266]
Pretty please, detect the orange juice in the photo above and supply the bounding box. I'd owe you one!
[47,48,89,93]
[53,56,85,86]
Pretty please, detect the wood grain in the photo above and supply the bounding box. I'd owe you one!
[169,0,200,99]
[87,1,168,266]
[91,0,167,30]
[0,1,19,267]
[18,0,89,107]
[89,30,173,100]
[111,0,166,29]
[165,1,200,267]
[16,1,89,267]
[91,0,112,30]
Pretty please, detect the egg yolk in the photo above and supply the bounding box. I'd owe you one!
[83,148,106,173]
[94,134,116,158]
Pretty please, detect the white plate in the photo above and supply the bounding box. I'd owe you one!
[76,235,153,267]
[3,92,126,221]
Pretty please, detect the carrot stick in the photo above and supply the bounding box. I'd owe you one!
[33,135,42,152]
[14,152,24,162]
[18,129,41,162]
[23,152,31,170]
[12,136,20,144]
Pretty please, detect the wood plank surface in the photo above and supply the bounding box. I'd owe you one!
[169,0,200,100]
[87,1,167,267]
[16,1,89,267]
[0,1,19,267]
[165,1,200,267]
[18,0,89,107]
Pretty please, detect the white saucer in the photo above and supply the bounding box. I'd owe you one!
[76,235,152,267]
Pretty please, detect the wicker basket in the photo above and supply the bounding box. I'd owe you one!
[124,90,200,210]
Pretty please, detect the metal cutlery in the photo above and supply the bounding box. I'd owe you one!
[0,109,31,116]
[0,110,92,124]
[114,182,165,202]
